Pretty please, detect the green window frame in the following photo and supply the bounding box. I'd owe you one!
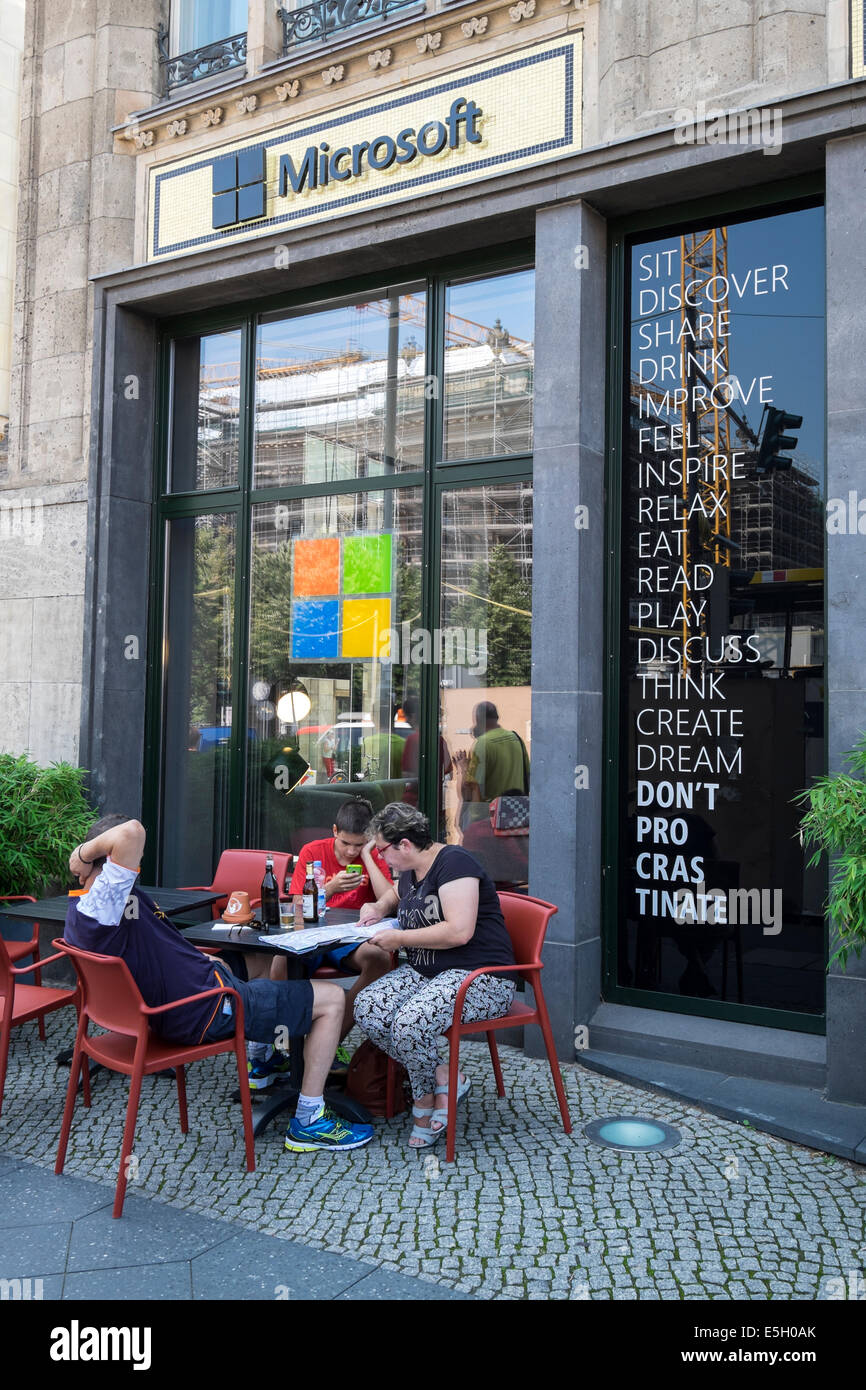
[602,177,827,1035]
[143,244,534,883]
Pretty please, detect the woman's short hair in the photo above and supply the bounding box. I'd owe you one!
[370,802,433,850]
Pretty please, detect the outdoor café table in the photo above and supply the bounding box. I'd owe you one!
[0,887,225,926]
[0,887,225,1068]
[181,908,374,1136]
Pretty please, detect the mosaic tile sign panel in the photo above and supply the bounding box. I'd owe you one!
[147,35,583,260]
[291,533,393,660]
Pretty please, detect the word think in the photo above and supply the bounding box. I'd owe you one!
[673,101,783,156]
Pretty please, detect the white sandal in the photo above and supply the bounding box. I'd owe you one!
[409,1103,446,1148]
[431,1074,470,1131]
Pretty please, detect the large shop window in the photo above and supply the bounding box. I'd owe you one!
[152,265,534,885]
[438,482,533,887]
[246,487,423,855]
[614,203,826,1020]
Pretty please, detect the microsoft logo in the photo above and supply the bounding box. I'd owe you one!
[212,147,266,229]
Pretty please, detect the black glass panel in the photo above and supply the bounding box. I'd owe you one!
[618,205,826,1015]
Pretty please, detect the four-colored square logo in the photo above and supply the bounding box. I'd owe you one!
[291,535,393,659]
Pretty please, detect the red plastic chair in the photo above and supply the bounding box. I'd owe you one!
[385,893,572,1161]
[0,935,78,1118]
[181,849,293,919]
[0,896,45,1038]
[53,939,255,1218]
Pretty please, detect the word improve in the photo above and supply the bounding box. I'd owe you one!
[279,98,482,195]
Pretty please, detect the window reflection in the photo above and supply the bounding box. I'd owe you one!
[444,269,534,460]
[439,482,533,887]
[161,514,236,886]
[254,289,426,488]
[170,330,240,492]
[246,490,423,854]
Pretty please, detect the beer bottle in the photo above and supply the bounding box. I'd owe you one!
[261,855,280,930]
[302,862,318,924]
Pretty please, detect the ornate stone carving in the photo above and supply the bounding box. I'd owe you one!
[322,64,345,85]
[461,15,488,35]
[279,0,418,49]
[368,48,392,69]
[132,128,155,150]
[416,32,442,53]
[201,108,223,127]
[509,0,535,18]
[236,94,258,114]
[166,118,187,138]
[275,79,301,101]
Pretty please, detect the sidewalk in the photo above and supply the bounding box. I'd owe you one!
[0,1153,466,1300]
[1,1013,864,1300]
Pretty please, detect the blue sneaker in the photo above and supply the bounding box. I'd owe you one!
[247,1047,292,1091]
[285,1108,374,1152]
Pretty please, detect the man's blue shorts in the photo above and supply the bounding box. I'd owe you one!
[203,966,313,1044]
[306,941,359,973]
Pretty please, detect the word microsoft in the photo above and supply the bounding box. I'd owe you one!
[279,97,482,195]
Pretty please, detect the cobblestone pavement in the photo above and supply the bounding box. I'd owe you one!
[2,1013,864,1301]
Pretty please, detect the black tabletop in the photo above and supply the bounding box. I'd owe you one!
[0,887,225,924]
[181,907,363,956]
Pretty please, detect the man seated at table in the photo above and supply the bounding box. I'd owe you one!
[65,815,373,1153]
[249,798,393,1088]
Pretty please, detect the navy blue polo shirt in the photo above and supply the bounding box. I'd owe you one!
[65,859,227,1044]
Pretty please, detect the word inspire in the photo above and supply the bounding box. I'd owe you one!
[279,97,482,194]
[376,622,487,675]
[0,496,43,547]
[673,100,783,156]
[50,1322,152,1371]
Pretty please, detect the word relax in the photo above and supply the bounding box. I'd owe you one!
[279,98,482,195]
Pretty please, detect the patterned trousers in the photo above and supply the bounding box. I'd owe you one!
[353,964,516,1100]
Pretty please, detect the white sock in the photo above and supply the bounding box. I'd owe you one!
[296,1092,324,1126]
[247,1041,271,1062]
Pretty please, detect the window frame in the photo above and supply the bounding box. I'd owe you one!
[144,244,534,882]
[602,176,828,1036]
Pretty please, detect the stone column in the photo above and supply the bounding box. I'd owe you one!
[825,132,866,1104]
[526,200,607,1058]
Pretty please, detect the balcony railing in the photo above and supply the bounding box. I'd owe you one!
[157,24,247,95]
[278,0,421,51]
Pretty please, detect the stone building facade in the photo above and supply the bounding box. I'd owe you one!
[3,0,866,1126]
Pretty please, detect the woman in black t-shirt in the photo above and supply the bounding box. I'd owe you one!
[353,803,517,1148]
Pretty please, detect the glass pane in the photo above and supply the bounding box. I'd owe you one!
[246,488,423,855]
[444,269,534,461]
[619,205,826,1014]
[175,0,246,50]
[439,482,533,888]
[254,289,426,488]
[161,514,236,887]
[169,330,241,492]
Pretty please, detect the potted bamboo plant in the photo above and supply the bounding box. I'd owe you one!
[797,733,866,969]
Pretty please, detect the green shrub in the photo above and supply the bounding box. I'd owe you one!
[796,733,866,970]
[0,754,93,896]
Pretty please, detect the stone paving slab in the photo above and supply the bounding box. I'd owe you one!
[1,1012,864,1300]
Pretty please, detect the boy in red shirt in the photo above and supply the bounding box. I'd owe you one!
[248,798,393,1088]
